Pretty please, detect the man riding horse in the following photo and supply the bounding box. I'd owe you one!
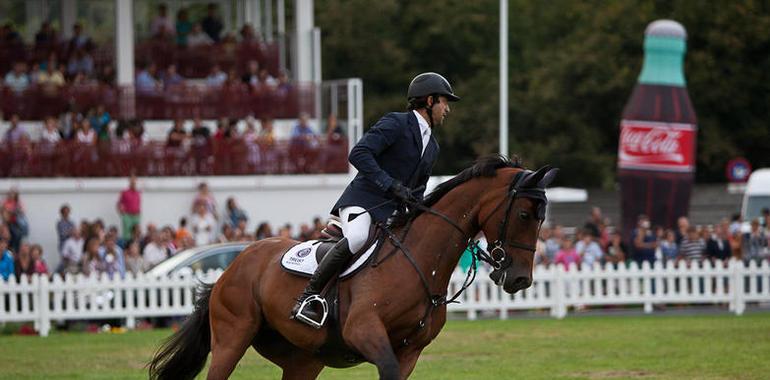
[291,72,460,327]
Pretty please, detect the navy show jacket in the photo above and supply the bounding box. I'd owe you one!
[331,111,439,222]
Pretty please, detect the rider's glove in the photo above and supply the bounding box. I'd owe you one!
[388,182,416,203]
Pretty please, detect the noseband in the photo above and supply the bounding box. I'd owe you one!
[474,171,547,270]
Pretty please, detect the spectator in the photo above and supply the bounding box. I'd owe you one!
[117,175,142,241]
[56,204,75,253]
[143,230,168,269]
[81,237,103,277]
[34,21,56,46]
[0,239,14,281]
[217,224,236,243]
[741,219,767,262]
[761,208,770,229]
[30,244,48,274]
[191,118,212,173]
[243,118,262,168]
[4,61,30,93]
[192,182,217,219]
[4,114,28,145]
[554,239,580,269]
[632,215,657,265]
[59,107,77,140]
[659,229,679,262]
[66,48,94,77]
[163,64,184,89]
[151,4,175,38]
[242,60,260,86]
[235,219,250,241]
[90,105,111,141]
[14,243,34,280]
[535,230,549,266]
[124,240,144,275]
[584,206,602,238]
[37,117,61,146]
[28,63,43,84]
[325,113,344,143]
[175,8,192,46]
[275,70,292,96]
[136,62,162,94]
[255,67,277,90]
[255,222,273,240]
[678,226,705,264]
[290,113,319,144]
[675,216,690,246]
[225,197,248,227]
[191,203,216,246]
[175,217,191,246]
[278,224,292,239]
[3,188,28,253]
[205,64,227,88]
[239,23,262,46]
[160,226,177,256]
[100,234,125,279]
[706,224,732,262]
[75,118,97,145]
[201,3,223,42]
[66,23,92,56]
[167,119,188,147]
[576,229,603,267]
[38,60,66,90]
[187,23,213,47]
[605,230,627,265]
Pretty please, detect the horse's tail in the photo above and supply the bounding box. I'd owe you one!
[148,283,214,380]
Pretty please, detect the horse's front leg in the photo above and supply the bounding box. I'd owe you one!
[396,347,424,379]
[343,315,399,380]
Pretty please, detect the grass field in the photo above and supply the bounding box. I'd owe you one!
[1,312,769,379]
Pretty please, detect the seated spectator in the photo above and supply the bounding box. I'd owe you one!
[206,64,227,88]
[143,230,168,269]
[258,117,275,145]
[163,64,184,89]
[75,119,97,145]
[275,70,292,96]
[67,48,94,77]
[151,4,175,38]
[191,203,216,246]
[59,107,77,140]
[605,231,627,265]
[217,224,236,243]
[37,61,66,89]
[89,105,111,141]
[187,23,213,47]
[40,116,62,145]
[81,237,103,277]
[14,243,34,280]
[678,226,705,264]
[291,113,319,145]
[35,21,56,46]
[66,23,92,57]
[124,240,145,275]
[98,64,115,85]
[4,114,29,145]
[99,234,125,279]
[741,219,767,262]
[28,63,43,84]
[659,229,679,262]
[71,71,97,87]
[175,8,192,46]
[160,226,177,256]
[255,67,277,91]
[225,197,248,227]
[243,119,262,168]
[554,239,580,269]
[201,3,223,42]
[61,227,85,275]
[136,62,162,94]
[576,229,603,267]
[632,215,657,265]
[255,222,273,240]
[242,60,260,86]
[30,244,48,274]
[4,62,29,93]
[167,119,188,147]
[0,239,14,281]
[175,217,191,247]
[326,113,344,143]
[706,224,732,262]
[239,23,263,47]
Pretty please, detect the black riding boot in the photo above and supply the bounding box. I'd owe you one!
[291,238,352,325]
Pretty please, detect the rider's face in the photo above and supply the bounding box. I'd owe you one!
[430,96,451,126]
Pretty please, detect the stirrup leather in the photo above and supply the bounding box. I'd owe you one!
[294,295,329,329]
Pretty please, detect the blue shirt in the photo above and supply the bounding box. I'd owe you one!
[0,250,15,281]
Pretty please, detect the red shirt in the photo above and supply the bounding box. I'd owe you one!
[119,189,141,215]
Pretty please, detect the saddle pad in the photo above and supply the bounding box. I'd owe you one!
[280,240,378,279]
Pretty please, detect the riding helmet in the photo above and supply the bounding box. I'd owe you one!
[407,72,460,102]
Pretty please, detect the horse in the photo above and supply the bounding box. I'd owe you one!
[149,155,558,380]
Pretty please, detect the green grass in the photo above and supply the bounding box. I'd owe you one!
[1,313,769,379]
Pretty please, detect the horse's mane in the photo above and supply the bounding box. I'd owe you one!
[389,154,522,228]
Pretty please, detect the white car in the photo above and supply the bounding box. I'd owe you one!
[146,242,251,277]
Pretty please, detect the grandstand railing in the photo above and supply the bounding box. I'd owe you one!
[0,138,349,177]
[1,259,768,336]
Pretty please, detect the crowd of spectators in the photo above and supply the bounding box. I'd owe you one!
[531,207,770,270]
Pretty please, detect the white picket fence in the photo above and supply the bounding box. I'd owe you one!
[2,260,770,336]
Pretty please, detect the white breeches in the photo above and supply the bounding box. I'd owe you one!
[339,206,372,253]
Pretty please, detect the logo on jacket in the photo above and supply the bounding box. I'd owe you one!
[296,248,312,258]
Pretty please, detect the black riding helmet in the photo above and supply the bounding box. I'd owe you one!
[407,72,460,102]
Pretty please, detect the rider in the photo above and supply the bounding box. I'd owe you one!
[291,72,460,326]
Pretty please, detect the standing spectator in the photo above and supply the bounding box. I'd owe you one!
[4,62,29,93]
[14,243,35,280]
[175,217,191,247]
[761,208,770,229]
[175,8,192,46]
[678,226,706,264]
[59,107,77,140]
[4,114,29,145]
[90,105,111,141]
[61,228,85,275]
[143,230,168,269]
[741,219,767,262]
[675,216,690,246]
[659,229,679,262]
[30,245,48,274]
[192,182,218,219]
[225,197,248,227]
[35,21,56,46]
[584,206,602,238]
[217,224,236,243]
[554,239,580,269]
[0,239,14,281]
[3,188,28,253]
[206,64,227,88]
[124,240,145,275]
[201,3,223,42]
[151,4,175,38]
[191,118,212,173]
[576,230,603,267]
[605,231,627,266]
[706,224,732,262]
[186,23,213,47]
[117,175,141,241]
[81,237,103,277]
[56,204,75,253]
[632,215,657,265]
[255,222,273,240]
[191,203,216,246]
[66,23,91,56]
[160,226,177,256]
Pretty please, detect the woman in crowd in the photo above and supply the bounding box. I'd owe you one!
[124,240,145,275]
[81,237,103,277]
[30,244,48,274]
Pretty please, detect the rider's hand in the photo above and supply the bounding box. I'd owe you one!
[388,182,415,203]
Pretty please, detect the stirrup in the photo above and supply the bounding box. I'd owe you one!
[293,295,329,329]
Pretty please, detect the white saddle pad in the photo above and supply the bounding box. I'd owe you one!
[280,240,378,279]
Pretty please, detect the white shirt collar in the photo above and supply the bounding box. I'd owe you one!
[413,110,431,138]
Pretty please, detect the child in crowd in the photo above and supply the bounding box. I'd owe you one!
[554,239,581,269]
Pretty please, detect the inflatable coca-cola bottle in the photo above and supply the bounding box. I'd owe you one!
[618,20,697,241]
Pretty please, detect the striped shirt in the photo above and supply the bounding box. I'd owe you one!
[679,238,705,261]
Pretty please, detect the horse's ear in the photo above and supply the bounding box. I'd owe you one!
[521,165,551,188]
[537,167,559,188]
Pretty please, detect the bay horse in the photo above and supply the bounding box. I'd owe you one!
[149,155,557,380]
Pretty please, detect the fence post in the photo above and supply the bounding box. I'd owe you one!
[552,265,566,319]
[642,261,653,313]
[37,274,51,337]
[731,259,745,316]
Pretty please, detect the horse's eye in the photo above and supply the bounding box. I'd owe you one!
[518,211,529,220]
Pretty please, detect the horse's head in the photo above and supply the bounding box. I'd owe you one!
[477,165,558,294]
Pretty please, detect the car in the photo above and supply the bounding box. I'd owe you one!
[146,242,251,277]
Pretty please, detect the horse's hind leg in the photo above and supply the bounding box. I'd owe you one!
[252,331,324,380]
[207,286,261,380]
[343,317,399,380]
